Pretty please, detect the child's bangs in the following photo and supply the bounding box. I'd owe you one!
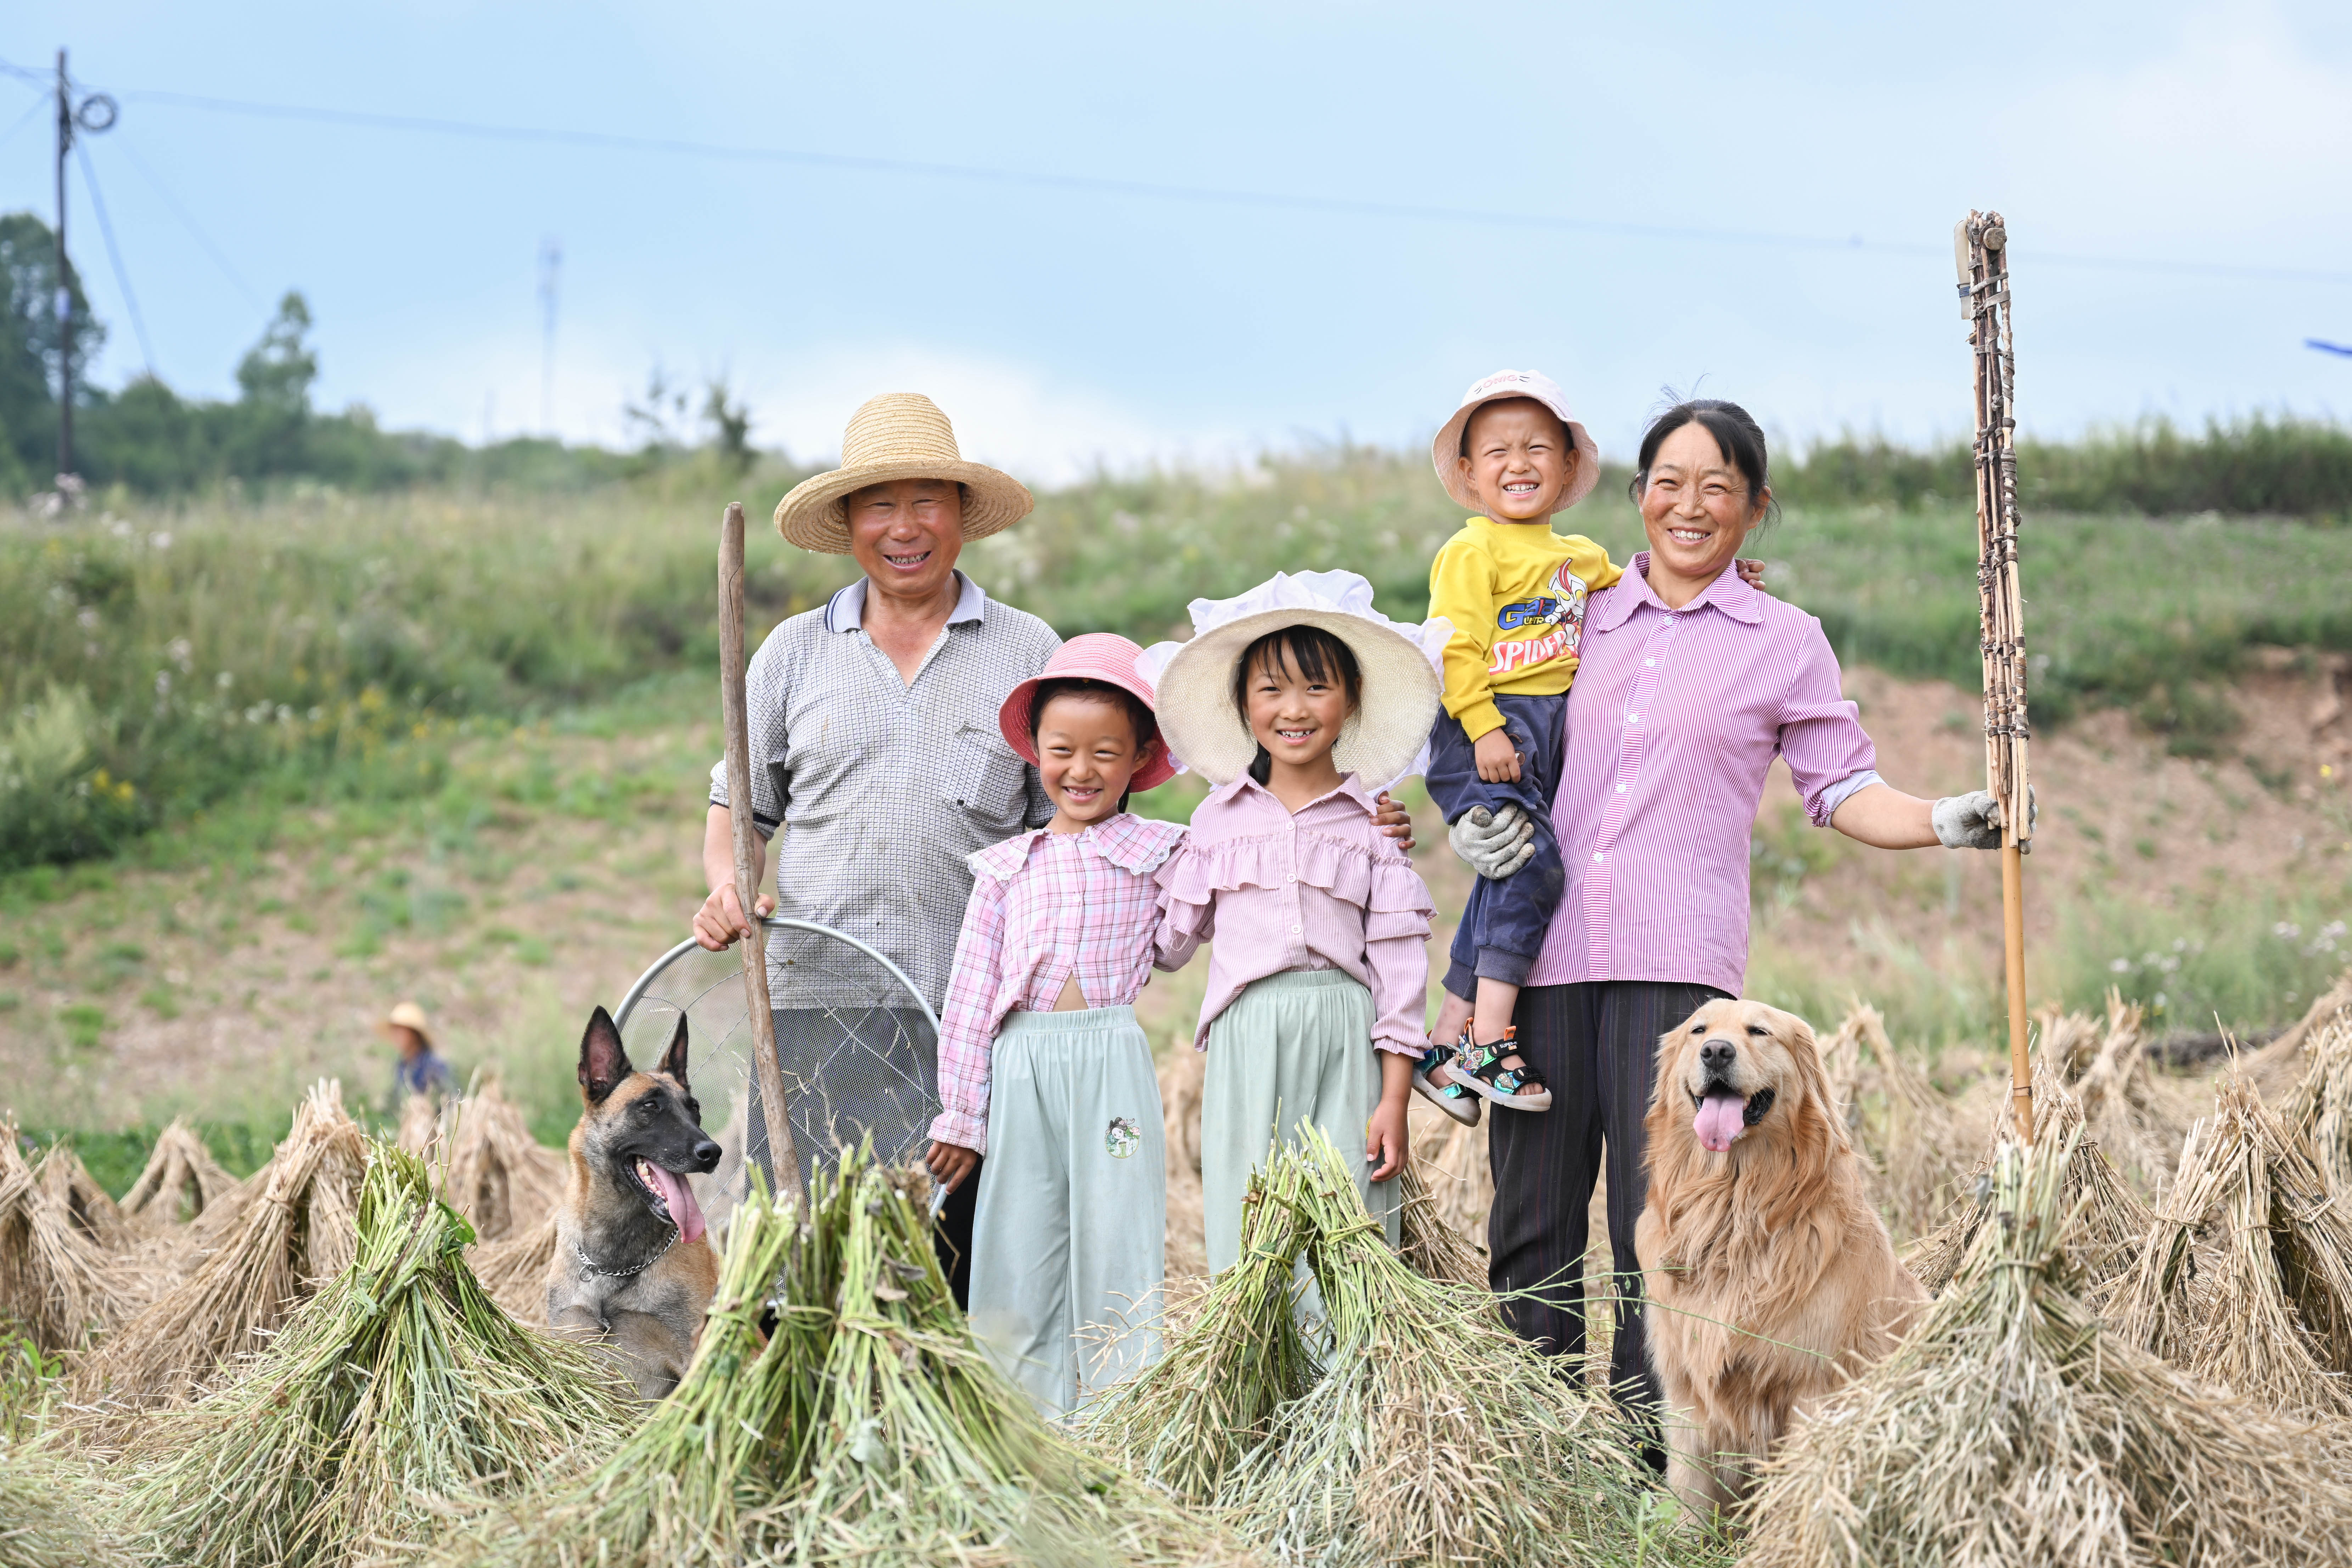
[1230,625,1362,718]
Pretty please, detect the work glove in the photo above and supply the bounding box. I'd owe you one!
[1448,804,1538,880]
[1932,786,2037,849]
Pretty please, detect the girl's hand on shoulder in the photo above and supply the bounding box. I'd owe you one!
[1369,791,1416,853]
[925,1139,979,1193]
[1735,558,1769,591]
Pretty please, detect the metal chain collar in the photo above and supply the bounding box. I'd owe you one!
[572,1222,678,1281]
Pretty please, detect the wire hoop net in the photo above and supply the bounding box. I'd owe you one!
[615,918,939,1240]
[1956,208,2032,848]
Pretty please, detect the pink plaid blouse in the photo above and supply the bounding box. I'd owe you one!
[1155,772,1434,1057]
[929,813,1188,1154]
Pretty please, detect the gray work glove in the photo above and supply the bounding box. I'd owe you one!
[1448,804,1538,880]
[1933,786,2037,849]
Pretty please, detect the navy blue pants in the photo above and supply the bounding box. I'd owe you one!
[1425,691,1567,999]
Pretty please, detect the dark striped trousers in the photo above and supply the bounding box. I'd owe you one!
[1488,979,1729,1430]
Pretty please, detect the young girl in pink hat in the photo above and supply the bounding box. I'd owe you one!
[924,632,1185,1419]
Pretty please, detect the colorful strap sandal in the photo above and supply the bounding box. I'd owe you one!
[1411,1037,1481,1126]
[1453,1027,1553,1112]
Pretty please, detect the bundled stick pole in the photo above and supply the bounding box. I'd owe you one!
[1957,209,2036,1144]
[720,501,805,1209]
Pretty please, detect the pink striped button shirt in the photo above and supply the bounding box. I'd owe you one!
[1527,554,1878,996]
[928,813,1188,1154]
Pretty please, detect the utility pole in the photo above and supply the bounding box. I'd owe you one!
[55,48,73,482]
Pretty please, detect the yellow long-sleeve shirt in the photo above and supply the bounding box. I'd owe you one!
[1428,517,1623,741]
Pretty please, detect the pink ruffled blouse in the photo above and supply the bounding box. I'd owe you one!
[1155,772,1433,1056]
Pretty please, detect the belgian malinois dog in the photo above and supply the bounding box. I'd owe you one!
[545,1005,722,1399]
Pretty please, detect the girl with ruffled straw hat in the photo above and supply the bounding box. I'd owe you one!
[1142,571,1444,1270]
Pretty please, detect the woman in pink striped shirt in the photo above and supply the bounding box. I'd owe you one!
[1451,400,2022,1457]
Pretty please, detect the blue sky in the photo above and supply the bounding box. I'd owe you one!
[5,1,2349,482]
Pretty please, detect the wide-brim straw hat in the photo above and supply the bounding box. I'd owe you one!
[1142,571,1443,789]
[998,633,1179,794]
[774,393,1034,553]
[375,1000,433,1049]
[1430,367,1602,513]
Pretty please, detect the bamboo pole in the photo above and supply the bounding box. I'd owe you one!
[1956,211,2035,1143]
[719,501,805,1207]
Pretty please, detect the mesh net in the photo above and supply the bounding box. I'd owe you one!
[616,921,939,1241]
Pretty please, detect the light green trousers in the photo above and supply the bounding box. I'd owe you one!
[1203,968,1401,1274]
[968,1005,1166,1420]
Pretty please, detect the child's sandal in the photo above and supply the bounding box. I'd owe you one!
[1454,1027,1553,1112]
[1411,1038,1482,1126]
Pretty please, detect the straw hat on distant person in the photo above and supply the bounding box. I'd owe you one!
[375,1000,433,1049]
[774,392,1034,553]
[1141,571,1444,790]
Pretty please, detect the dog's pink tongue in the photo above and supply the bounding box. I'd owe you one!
[646,1164,706,1245]
[1694,1092,1748,1153]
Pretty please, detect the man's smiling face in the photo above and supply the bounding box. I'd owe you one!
[847,477,964,605]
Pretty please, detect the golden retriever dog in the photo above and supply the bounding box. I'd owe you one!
[1634,997,1924,1519]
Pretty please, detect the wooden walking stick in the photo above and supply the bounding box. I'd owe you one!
[1956,211,2036,1143]
[719,501,807,1208]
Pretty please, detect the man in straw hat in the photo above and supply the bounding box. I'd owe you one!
[692,393,1055,1300]
[376,1000,454,1104]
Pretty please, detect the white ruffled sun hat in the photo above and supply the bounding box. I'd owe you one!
[1139,571,1447,790]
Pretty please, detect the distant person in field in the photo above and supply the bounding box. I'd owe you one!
[377,1000,454,1102]
[691,392,1416,1311]
[1414,371,1764,1122]
[1446,396,2025,1462]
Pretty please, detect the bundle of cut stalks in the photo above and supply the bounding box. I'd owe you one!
[0,1125,126,1351]
[123,1143,633,1568]
[442,1078,567,1243]
[2247,966,2352,1103]
[470,1212,558,1321]
[119,1117,241,1229]
[1818,1004,1989,1241]
[397,1091,444,1156]
[1904,1053,2151,1299]
[1407,1098,1493,1244]
[1738,1130,2352,1568]
[0,1433,114,1568]
[1161,1045,1211,1283]
[70,1080,366,1431]
[1396,1157,1486,1289]
[442,1144,1245,1568]
[2105,1074,2352,1421]
[34,1144,131,1251]
[2052,990,2204,1195]
[1088,1126,1645,1568]
[2283,999,2352,1197]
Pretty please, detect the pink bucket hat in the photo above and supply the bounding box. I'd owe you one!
[1430,368,1602,513]
[998,633,1178,793]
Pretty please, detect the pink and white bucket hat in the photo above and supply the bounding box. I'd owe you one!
[998,633,1179,793]
[1430,368,1602,513]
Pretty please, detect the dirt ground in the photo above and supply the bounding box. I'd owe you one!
[3,657,2346,1136]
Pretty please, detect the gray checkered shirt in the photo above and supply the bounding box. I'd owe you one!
[709,572,1060,1012]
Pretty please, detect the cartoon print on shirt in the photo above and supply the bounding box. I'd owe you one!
[1488,559,1594,676]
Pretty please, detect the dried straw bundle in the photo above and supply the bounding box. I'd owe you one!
[1396,1157,1486,1289]
[0,1433,117,1568]
[1090,1128,1644,1568]
[1904,1056,2151,1299]
[1818,1005,1983,1241]
[1407,1099,1493,1243]
[70,1081,366,1431]
[1161,1045,1211,1283]
[2247,967,2352,1103]
[442,1079,567,1244]
[2282,1001,2352,1197]
[1739,1131,2352,1568]
[33,1145,131,1252]
[2055,991,2204,1196]
[119,1117,242,1229]
[2105,1075,2352,1421]
[122,1144,633,1568]
[469,1212,558,1321]
[0,1126,126,1351]
[396,1092,444,1156]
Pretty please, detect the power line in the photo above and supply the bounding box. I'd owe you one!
[109,85,2350,288]
[0,93,44,152]
[74,137,157,376]
[109,133,264,310]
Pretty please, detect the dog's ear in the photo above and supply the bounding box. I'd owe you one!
[578,1006,633,1105]
[658,1012,691,1090]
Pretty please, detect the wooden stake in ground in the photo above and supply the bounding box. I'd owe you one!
[719,501,806,1210]
[1957,209,2036,1143]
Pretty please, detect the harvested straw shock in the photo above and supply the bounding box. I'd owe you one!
[1088,1126,1645,1568]
[0,1125,125,1352]
[442,1145,1243,1568]
[123,1143,633,1568]
[0,1433,114,1568]
[2049,991,2204,1196]
[469,1212,558,1321]
[119,1117,242,1229]
[70,1080,366,1433]
[2106,1074,2352,1421]
[2283,991,2352,1196]
[442,1078,567,1244]
[34,1144,131,1252]
[1819,1004,1983,1240]
[1905,1053,2151,1299]
[1739,1130,2352,1568]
